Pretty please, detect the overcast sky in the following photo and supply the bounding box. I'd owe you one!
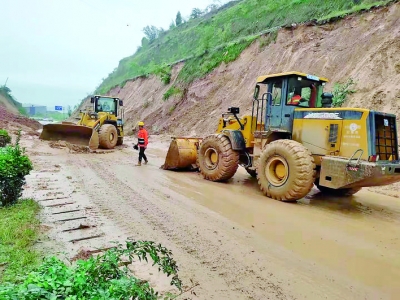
[1,0,227,110]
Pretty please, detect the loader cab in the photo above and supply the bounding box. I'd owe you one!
[90,95,123,117]
[253,72,328,132]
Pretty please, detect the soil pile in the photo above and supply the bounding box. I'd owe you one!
[0,106,42,134]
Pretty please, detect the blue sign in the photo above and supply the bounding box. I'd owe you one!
[306,74,320,81]
[55,106,63,111]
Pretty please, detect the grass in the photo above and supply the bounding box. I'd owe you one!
[163,86,183,101]
[94,0,395,95]
[0,199,41,283]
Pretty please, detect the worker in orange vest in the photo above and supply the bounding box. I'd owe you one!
[287,94,301,105]
[135,121,148,166]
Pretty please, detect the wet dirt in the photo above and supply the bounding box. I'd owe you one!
[20,134,400,299]
[0,106,42,134]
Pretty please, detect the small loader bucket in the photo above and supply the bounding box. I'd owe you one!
[162,137,202,170]
[39,123,99,150]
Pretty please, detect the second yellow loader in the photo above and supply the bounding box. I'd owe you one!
[40,95,125,150]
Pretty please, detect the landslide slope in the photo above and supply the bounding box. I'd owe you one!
[77,1,400,137]
[0,87,42,133]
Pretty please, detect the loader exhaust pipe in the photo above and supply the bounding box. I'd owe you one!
[161,137,202,170]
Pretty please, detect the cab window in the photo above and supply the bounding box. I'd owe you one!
[286,77,319,108]
[268,79,283,106]
[96,98,116,113]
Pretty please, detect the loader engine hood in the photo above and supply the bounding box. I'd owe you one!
[292,108,399,162]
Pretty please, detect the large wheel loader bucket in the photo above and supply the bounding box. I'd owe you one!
[161,137,202,171]
[39,123,99,151]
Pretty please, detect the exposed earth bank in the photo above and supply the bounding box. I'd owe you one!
[75,2,400,137]
[0,106,42,134]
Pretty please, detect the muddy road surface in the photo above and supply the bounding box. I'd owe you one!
[22,135,400,300]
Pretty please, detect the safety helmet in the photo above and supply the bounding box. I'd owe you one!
[138,121,144,126]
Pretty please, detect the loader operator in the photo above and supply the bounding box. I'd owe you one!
[135,121,149,166]
[287,86,303,105]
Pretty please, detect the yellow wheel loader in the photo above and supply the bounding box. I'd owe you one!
[39,95,125,150]
[163,71,400,201]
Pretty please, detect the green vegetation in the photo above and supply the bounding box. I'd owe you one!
[32,111,70,122]
[0,240,182,299]
[153,64,172,85]
[143,100,150,108]
[0,131,33,206]
[95,0,393,95]
[163,86,182,101]
[258,31,278,50]
[168,104,177,115]
[0,130,183,299]
[0,199,41,283]
[0,130,39,283]
[332,78,357,107]
[0,129,11,147]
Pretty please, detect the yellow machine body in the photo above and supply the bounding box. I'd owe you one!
[39,95,124,150]
[163,71,400,201]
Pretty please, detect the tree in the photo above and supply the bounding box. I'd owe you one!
[142,25,160,42]
[175,11,182,26]
[205,3,219,13]
[67,105,72,117]
[169,19,176,29]
[190,8,203,19]
[141,36,149,47]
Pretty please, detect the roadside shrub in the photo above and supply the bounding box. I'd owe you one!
[0,240,183,299]
[0,131,33,206]
[0,129,11,147]
[332,78,356,107]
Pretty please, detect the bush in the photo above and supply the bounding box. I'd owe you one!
[0,131,33,206]
[152,64,172,85]
[163,86,182,101]
[0,240,182,299]
[332,78,356,107]
[0,129,11,147]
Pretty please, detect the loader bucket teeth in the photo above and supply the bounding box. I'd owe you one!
[162,137,202,170]
[39,124,99,149]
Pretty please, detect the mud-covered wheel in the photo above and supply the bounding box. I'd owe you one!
[315,179,361,197]
[257,139,316,202]
[245,167,257,178]
[99,124,118,149]
[116,137,124,146]
[197,134,239,181]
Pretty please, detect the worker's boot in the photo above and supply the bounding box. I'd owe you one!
[135,161,141,166]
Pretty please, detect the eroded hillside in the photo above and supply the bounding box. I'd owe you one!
[77,2,400,137]
[0,87,42,133]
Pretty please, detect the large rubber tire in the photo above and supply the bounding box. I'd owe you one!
[245,168,257,178]
[197,134,239,182]
[116,137,124,146]
[315,179,361,197]
[98,124,118,149]
[257,140,316,202]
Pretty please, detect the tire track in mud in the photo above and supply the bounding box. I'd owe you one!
[69,155,292,300]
